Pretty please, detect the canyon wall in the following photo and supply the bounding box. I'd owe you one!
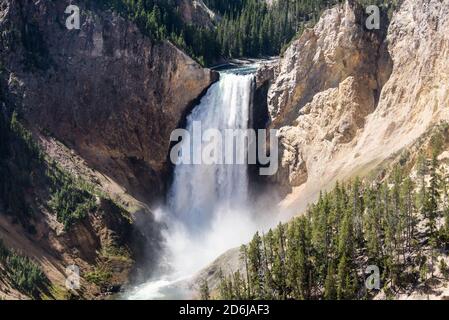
[198,0,449,294]
[0,0,217,201]
[264,0,449,214]
[0,0,217,299]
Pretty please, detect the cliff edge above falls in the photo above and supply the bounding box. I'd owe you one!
[264,0,449,214]
[0,0,217,202]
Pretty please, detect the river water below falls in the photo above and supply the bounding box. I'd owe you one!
[127,66,264,300]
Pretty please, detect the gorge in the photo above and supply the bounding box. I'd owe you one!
[1,0,449,301]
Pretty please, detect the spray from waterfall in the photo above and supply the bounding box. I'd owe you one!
[128,69,279,300]
[166,72,256,274]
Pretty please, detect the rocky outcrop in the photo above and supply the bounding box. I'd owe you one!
[266,0,392,192]
[177,0,217,28]
[266,0,449,213]
[255,60,278,91]
[0,0,217,202]
[268,1,390,127]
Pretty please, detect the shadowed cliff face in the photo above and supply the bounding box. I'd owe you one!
[0,0,219,298]
[0,0,217,202]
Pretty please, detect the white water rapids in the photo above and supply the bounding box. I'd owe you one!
[127,68,267,300]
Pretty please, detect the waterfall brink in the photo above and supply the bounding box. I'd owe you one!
[128,70,259,300]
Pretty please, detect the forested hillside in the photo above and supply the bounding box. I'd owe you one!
[0,105,98,231]
[213,124,449,300]
[214,0,400,58]
[215,0,339,57]
[96,0,399,65]
[92,0,220,66]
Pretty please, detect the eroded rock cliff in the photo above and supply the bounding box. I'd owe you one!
[264,0,449,212]
[1,0,217,201]
[0,0,217,299]
[177,0,217,28]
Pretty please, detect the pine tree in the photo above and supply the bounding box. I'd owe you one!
[262,231,274,299]
[311,192,330,280]
[199,278,211,300]
[427,154,440,237]
[232,270,247,300]
[248,232,264,299]
[337,206,355,300]
[440,259,449,280]
[324,261,337,300]
[336,254,349,300]
[426,154,440,278]
[216,145,447,300]
[240,244,251,298]
[272,223,287,299]
[364,185,384,266]
[286,221,300,299]
[401,177,415,256]
[351,178,364,245]
[441,170,449,246]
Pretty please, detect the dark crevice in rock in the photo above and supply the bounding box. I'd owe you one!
[249,65,285,200]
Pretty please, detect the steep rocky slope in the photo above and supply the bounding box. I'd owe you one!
[264,0,449,214]
[0,0,216,299]
[1,0,217,202]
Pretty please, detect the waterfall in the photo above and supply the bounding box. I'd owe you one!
[128,70,259,300]
[168,72,254,232]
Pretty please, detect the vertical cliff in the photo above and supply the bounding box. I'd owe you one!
[0,0,217,202]
[264,0,448,212]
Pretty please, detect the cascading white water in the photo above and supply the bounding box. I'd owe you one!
[128,70,259,300]
[169,72,253,230]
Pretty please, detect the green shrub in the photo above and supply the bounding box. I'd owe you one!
[0,240,49,298]
[48,169,97,229]
[85,264,112,287]
[0,240,9,260]
[440,259,449,279]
